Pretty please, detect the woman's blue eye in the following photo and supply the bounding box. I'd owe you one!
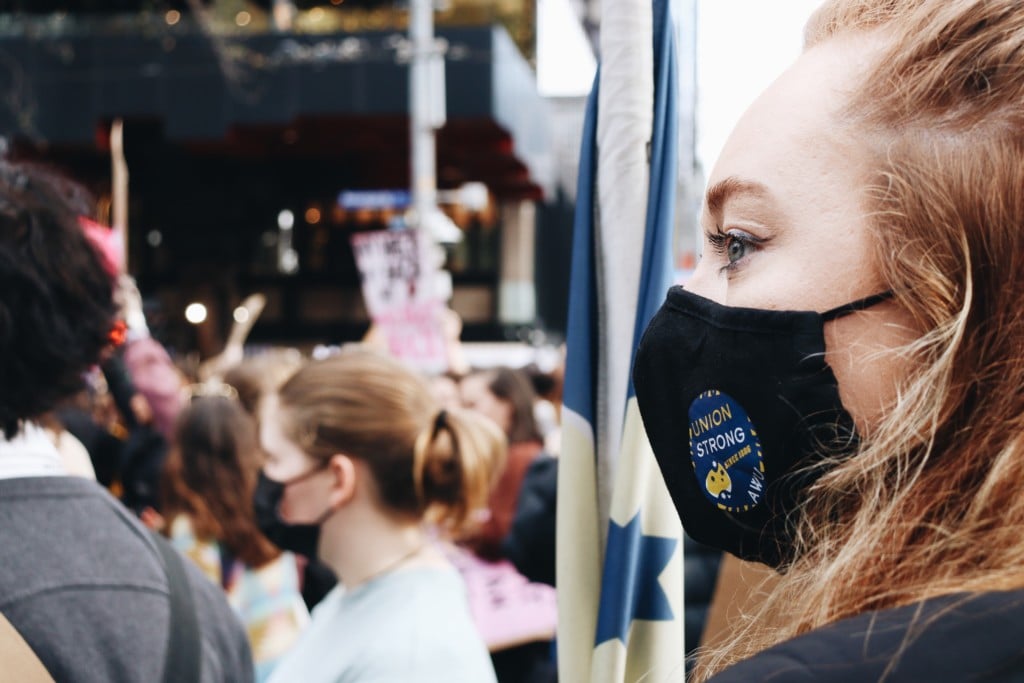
[704,228,762,271]
[726,237,748,264]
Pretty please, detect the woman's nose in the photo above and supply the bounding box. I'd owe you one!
[682,256,726,303]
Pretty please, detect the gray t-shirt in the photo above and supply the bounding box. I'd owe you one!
[0,476,253,682]
[267,564,496,683]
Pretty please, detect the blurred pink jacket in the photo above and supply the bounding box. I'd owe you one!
[122,337,183,441]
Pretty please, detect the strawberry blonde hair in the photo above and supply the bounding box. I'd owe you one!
[699,1,1024,676]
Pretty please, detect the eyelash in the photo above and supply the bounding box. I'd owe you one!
[704,228,762,272]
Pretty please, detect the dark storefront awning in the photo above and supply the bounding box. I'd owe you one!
[0,23,551,199]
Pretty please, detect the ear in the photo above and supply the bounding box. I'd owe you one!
[325,453,358,510]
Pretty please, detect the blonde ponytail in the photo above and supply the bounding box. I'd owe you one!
[277,347,506,528]
[413,408,507,534]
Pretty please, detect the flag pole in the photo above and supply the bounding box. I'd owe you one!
[558,0,685,680]
[110,118,128,274]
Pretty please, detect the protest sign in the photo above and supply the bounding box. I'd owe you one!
[351,229,448,373]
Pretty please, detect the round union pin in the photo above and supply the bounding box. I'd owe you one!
[687,390,765,512]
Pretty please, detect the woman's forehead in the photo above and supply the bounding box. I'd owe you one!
[710,38,874,186]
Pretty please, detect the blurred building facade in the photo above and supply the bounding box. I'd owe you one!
[0,0,564,354]
[0,0,697,357]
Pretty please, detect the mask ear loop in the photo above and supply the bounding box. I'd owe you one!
[821,291,894,322]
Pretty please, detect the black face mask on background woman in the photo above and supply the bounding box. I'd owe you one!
[253,468,331,559]
[632,286,892,567]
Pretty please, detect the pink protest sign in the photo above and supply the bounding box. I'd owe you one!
[351,229,448,372]
[444,545,558,652]
[375,305,448,375]
[350,228,428,316]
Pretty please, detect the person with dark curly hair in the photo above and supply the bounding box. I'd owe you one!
[0,160,253,682]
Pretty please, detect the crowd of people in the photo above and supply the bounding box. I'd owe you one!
[0,162,563,681]
[4,0,1024,680]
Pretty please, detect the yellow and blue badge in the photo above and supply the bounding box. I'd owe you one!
[688,390,765,512]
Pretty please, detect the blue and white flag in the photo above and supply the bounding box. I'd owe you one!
[557,0,684,680]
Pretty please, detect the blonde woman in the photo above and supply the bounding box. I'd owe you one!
[258,348,502,682]
[633,0,1024,680]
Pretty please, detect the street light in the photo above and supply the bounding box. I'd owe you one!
[185,302,208,325]
[437,181,489,212]
[414,205,464,245]
[276,209,299,274]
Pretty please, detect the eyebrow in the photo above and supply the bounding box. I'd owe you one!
[704,177,773,217]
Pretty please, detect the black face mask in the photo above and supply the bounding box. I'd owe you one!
[253,468,332,559]
[632,287,892,567]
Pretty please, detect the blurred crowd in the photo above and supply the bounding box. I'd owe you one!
[49,244,561,679]
[0,160,565,682]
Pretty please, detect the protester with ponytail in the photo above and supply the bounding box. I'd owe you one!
[632,0,1024,679]
[257,347,502,683]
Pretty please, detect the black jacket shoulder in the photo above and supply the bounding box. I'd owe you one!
[502,453,557,586]
[709,589,1024,682]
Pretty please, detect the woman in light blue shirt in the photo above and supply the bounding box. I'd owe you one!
[256,348,503,683]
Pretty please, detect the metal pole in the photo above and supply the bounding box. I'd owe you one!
[271,0,297,32]
[110,118,129,273]
[409,0,437,230]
